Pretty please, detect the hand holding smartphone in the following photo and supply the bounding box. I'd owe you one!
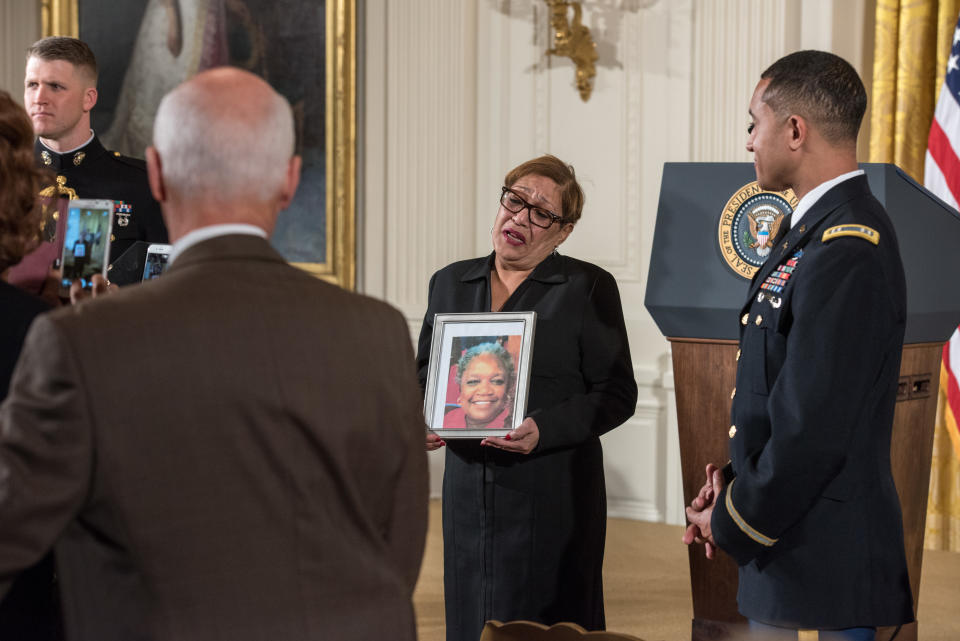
[142,243,172,281]
[59,199,114,297]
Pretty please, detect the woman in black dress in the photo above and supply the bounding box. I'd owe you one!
[0,90,61,641]
[417,155,638,641]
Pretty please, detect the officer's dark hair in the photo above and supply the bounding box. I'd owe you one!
[760,50,866,144]
[26,37,98,83]
[0,91,46,272]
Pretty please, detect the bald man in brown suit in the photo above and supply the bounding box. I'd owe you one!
[0,68,428,641]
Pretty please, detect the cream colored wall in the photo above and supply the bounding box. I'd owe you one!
[0,0,39,100]
[361,0,872,525]
[1,0,872,525]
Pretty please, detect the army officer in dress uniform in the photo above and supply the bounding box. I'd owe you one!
[25,36,167,286]
[683,51,914,641]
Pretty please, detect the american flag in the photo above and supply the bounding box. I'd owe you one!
[925,13,960,460]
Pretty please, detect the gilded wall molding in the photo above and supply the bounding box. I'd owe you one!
[39,0,356,290]
[41,0,78,37]
[294,0,357,290]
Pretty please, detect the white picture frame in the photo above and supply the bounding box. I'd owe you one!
[423,312,536,438]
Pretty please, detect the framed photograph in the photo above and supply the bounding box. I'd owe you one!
[42,0,356,289]
[423,312,537,438]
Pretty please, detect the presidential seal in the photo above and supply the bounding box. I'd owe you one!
[717,182,798,279]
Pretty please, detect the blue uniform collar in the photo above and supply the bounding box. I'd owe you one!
[34,134,108,171]
[745,174,872,305]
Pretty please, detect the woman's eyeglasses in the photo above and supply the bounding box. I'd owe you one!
[500,187,563,229]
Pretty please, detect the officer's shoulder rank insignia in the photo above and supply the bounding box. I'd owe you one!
[717,181,798,280]
[822,224,879,245]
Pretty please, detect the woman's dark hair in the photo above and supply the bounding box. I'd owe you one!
[0,91,45,272]
[503,154,585,224]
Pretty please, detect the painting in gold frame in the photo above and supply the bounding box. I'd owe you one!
[41,0,356,290]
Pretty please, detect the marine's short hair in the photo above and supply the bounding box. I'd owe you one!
[503,154,585,225]
[456,342,516,392]
[26,37,98,83]
[760,50,866,144]
[0,91,47,272]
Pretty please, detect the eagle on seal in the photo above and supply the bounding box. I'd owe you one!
[748,205,785,257]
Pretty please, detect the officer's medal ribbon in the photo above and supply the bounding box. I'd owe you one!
[114,201,133,227]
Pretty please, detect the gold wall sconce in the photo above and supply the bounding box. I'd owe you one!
[544,0,598,102]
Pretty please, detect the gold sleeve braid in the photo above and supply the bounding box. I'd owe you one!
[724,479,778,547]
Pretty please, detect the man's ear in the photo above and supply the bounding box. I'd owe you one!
[82,87,97,113]
[278,155,303,210]
[787,114,807,151]
[145,146,166,204]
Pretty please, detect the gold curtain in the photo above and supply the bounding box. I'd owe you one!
[869,0,960,552]
[928,367,960,550]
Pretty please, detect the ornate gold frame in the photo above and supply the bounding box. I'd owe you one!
[42,0,357,290]
[40,0,77,38]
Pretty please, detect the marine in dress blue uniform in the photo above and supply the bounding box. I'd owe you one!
[25,36,168,287]
[35,135,167,285]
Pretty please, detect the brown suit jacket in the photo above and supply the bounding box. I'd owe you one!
[0,234,428,641]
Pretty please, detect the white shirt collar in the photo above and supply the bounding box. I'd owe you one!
[38,130,95,155]
[790,169,864,227]
[168,224,268,264]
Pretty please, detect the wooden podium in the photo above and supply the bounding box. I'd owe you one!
[646,163,960,641]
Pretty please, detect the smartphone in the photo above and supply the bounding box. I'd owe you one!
[142,243,172,281]
[59,199,114,296]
